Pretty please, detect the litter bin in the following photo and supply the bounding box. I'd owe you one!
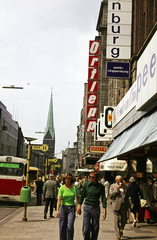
[20,186,31,202]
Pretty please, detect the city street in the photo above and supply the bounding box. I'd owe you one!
[0,199,157,240]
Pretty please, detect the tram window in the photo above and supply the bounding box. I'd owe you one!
[0,162,24,176]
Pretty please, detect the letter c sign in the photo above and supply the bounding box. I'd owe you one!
[104,107,114,128]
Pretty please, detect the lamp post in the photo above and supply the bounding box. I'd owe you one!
[23,137,37,221]
[2,85,23,89]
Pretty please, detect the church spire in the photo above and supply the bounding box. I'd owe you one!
[44,91,55,140]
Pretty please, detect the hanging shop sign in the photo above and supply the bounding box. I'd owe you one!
[77,124,85,154]
[106,61,130,78]
[86,40,100,132]
[106,0,132,59]
[90,146,108,153]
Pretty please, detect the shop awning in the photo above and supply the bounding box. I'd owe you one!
[98,108,157,162]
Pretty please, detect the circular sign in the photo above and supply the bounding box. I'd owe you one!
[41,144,49,152]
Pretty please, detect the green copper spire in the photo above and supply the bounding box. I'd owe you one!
[44,92,55,140]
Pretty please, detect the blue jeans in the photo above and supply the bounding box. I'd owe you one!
[59,205,75,240]
[83,205,100,240]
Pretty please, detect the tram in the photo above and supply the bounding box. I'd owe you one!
[0,156,27,201]
[29,166,42,193]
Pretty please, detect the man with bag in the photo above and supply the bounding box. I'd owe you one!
[77,170,107,240]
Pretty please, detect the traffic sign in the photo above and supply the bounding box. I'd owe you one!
[48,157,58,163]
[32,145,42,150]
[55,164,61,168]
[41,144,49,152]
[32,144,49,152]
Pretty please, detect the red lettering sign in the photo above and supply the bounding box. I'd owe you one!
[87,93,98,105]
[88,80,98,92]
[88,68,99,80]
[87,106,97,118]
[86,119,97,132]
[89,41,100,55]
[88,56,99,68]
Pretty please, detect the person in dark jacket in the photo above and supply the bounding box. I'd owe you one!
[77,170,106,240]
[43,174,57,219]
[129,177,142,227]
[36,177,44,206]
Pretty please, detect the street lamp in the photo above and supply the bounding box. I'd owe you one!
[2,85,23,89]
[23,137,37,221]
[25,137,37,186]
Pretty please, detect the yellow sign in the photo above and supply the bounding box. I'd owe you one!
[55,164,61,168]
[32,144,49,152]
[85,147,88,154]
[48,158,58,163]
[107,114,112,121]
[32,145,41,150]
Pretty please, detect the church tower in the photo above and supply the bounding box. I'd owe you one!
[43,92,55,157]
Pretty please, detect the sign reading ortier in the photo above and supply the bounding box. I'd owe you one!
[32,144,49,152]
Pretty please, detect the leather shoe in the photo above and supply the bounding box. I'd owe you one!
[44,214,47,219]
[49,215,54,218]
[120,230,123,237]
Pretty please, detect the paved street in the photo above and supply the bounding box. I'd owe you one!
[0,199,157,240]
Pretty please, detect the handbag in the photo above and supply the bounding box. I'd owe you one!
[140,198,147,208]
[74,184,78,209]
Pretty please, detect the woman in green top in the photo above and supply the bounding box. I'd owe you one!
[56,173,80,240]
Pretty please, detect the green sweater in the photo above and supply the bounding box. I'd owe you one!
[79,181,106,208]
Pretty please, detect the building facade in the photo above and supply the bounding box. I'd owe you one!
[77,0,130,170]
[0,101,18,156]
[98,0,157,182]
[62,142,78,174]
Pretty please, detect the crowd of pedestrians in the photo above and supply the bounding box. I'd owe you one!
[34,172,157,240]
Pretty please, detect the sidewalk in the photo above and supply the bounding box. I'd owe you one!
[0,199,157,240]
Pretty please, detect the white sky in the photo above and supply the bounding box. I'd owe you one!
[0,0,102,158]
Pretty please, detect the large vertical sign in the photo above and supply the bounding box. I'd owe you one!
[78,124,85,154]
[106,0,132,59]
[86,41,100,132]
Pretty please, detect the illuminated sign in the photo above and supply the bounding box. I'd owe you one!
[0,163,19,168]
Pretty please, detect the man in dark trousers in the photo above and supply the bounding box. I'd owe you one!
[77,170,107,240]
[109,175,129,240]
[36,177,44,206]
[43,174,57,219]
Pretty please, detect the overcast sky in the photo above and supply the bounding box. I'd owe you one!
[0,0,102,158]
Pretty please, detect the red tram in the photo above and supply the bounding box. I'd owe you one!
[0,156,27,201]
